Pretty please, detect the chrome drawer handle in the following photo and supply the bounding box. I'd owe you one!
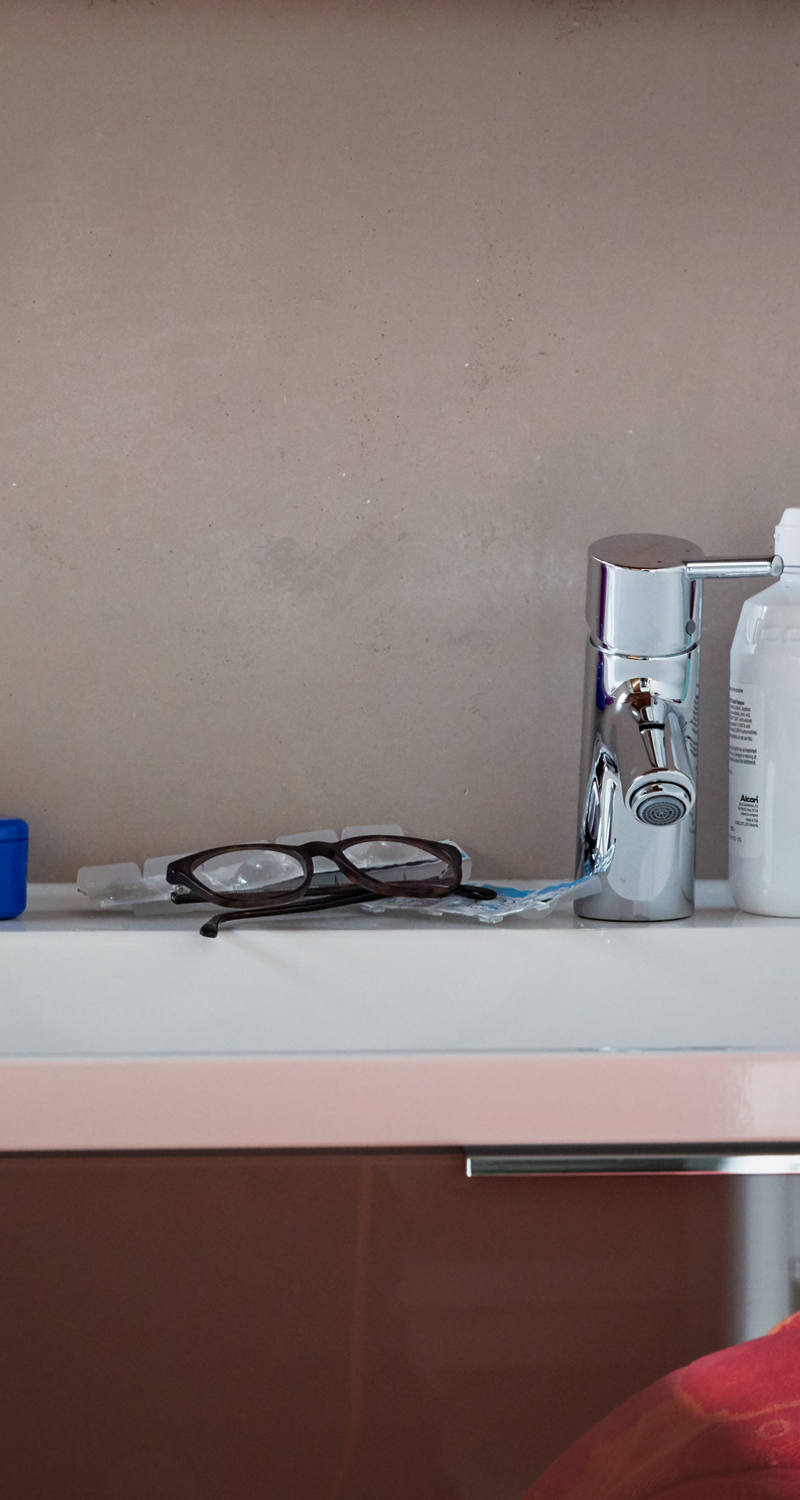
[464,1148,800,1178]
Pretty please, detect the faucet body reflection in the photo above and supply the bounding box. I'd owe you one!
[575,535,781,922]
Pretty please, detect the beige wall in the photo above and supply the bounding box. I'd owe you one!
[2,0,799,882]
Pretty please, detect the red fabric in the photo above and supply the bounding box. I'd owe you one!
[523,1313,800,1499]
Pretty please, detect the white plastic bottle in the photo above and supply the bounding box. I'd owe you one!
[729,509,800,915]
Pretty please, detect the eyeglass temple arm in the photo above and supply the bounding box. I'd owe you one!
[199,881,498,936]
[199,887,383,936]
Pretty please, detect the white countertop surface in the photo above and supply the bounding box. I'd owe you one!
[2,881,799,1152]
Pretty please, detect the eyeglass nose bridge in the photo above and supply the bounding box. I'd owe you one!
[284,841,390,894]
[290,838,461,891]
[292,840,432,892]
[292,840,347,860]
[288,841,360,884]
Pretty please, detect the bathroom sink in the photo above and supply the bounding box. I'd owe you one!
[0,880,798,1152]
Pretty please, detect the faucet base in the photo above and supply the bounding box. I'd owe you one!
[574,888,694,922]
[574,905,694,923]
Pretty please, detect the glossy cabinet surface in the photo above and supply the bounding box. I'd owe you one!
[2,1150,733,1498]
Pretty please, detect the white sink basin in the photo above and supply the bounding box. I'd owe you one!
[1,880,798,1152]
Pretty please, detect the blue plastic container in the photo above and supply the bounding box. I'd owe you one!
[0,818,28,919]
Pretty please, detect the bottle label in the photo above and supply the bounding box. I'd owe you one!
[729,682,765,856]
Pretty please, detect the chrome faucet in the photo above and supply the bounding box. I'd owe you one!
[575,534,782,921]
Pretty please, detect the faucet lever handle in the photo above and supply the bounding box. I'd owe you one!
[685,556,783,581]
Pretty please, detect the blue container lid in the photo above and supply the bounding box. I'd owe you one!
[0,818,28,842]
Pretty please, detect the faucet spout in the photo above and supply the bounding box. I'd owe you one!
[610,681,695,826]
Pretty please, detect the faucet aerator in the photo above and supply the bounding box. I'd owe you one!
[631,790,689,827]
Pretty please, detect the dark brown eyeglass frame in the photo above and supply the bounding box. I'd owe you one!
[165,837,496,937]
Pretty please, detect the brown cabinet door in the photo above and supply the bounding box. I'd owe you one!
[1,1151,730,1498]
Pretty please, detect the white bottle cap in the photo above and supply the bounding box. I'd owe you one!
[775,508,800,567]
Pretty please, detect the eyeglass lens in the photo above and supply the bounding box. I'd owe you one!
[344,840,452,883]
[193,848,306,896]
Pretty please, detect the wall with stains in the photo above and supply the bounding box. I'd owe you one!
[2,0,799,879]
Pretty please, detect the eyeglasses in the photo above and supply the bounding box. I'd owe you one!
[166,837,497,936]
